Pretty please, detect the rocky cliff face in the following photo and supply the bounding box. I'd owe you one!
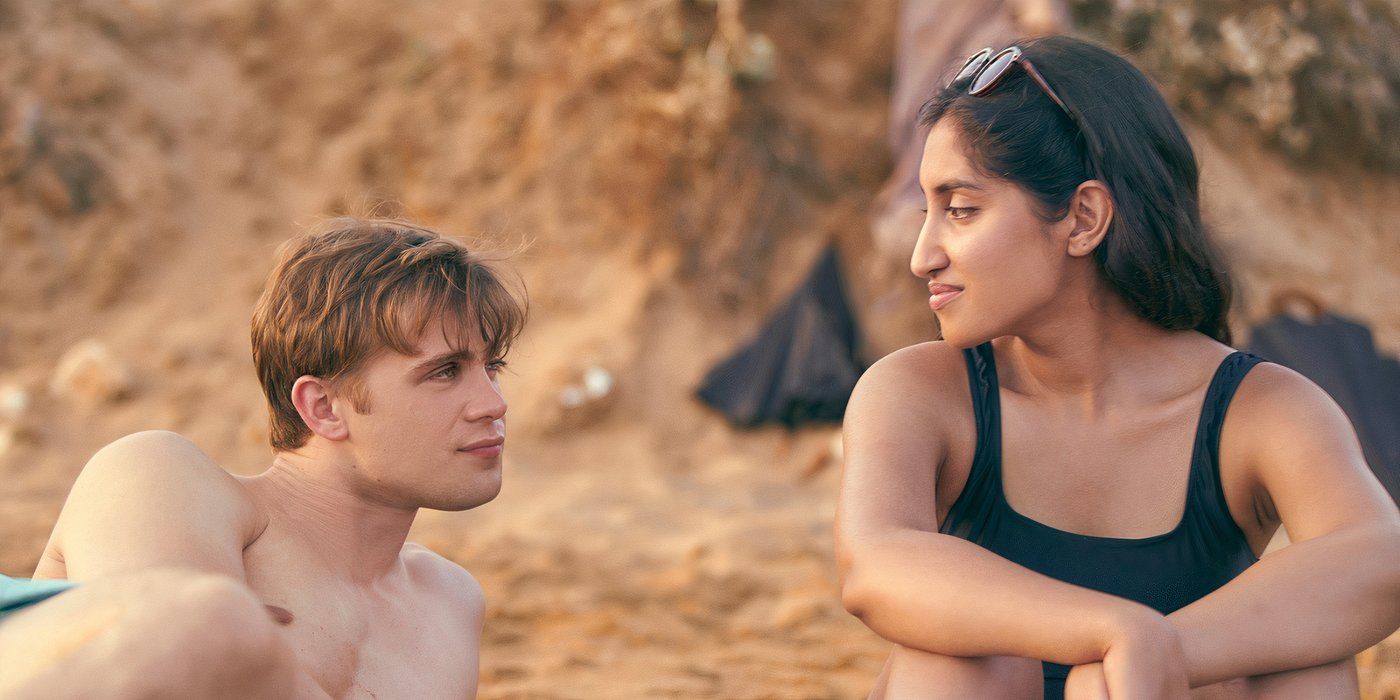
[1072,0,1400,170]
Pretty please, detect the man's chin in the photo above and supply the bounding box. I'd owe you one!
[425,477,502,512]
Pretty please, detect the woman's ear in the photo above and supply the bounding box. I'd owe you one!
[1065,180,1114,258]
[290,375,350,442]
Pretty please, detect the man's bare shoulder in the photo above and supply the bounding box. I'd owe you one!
[402,543,486,621]
[77,430,248,490]
[66,430,258,521]
[45,430,263,580]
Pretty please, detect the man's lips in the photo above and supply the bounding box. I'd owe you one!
[459,436,504,456]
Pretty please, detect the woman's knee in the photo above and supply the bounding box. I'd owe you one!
[882,645,1041,699]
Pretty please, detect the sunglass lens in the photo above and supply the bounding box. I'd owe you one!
[953,48,992,85]
[970,49,1017,95]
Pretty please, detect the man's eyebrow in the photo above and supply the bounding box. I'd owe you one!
[932,179,985,195]
[408,349,475,374]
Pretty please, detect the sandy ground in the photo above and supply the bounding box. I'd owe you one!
[1,1,1397,697]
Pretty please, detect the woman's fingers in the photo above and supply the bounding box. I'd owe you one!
[1064,662,1109,700]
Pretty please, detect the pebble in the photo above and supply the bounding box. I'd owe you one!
[49,339,133,403]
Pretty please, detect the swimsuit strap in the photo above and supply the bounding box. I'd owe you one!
[940,343,1002,539]
[1187,351,1266,548]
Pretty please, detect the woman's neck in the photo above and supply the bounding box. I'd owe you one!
[996,289,1205,416]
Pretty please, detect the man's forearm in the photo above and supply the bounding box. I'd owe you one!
[1168,525,1400,688]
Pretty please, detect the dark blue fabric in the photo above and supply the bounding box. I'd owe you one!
[942,343,1262,698]
[695,245,864,428]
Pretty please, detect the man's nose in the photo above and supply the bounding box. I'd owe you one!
[465,371,507,422]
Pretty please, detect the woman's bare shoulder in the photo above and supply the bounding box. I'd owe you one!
[857,341,970,395]
[1225,361,1379,482]
[848,341,975,437]
[840,342,980,534]
[1221,359,1398,539]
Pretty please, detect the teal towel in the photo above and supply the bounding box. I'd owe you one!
[0,574,78,621]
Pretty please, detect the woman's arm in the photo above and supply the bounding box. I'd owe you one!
[836,345,1164,667]
[1166,364,1400,688]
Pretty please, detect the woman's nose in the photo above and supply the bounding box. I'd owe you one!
[909,219,947,279]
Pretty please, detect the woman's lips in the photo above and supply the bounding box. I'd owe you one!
[929,289,963,311]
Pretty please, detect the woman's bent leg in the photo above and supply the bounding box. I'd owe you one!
[1185,657,1359,700]
[1241,657,1359,699]
[870,644,1042,700]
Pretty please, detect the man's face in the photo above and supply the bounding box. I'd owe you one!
[337,319,508,512]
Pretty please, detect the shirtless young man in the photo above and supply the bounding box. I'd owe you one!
[8,218,527,698]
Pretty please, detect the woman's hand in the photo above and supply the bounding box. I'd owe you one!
[1064,662,1109,700]
[1091,611,1192,699]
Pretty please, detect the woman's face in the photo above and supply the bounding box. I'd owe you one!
[911,119,1073,348]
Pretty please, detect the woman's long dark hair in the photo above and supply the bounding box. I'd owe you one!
[919,35,1233,344]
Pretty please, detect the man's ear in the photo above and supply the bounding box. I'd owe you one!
[290,375,349,442]
[1065,180,1114,258]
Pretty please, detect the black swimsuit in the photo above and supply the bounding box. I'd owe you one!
[940,343,1264,699]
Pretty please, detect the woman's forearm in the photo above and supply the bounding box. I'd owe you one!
[840,527,1154,666]
[1168,525,1400,688]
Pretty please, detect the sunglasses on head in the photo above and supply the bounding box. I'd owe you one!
[952,46,1103,176]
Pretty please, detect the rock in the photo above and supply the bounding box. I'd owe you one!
[558,385,586,409]
[0,384,29,422]
[581,365,613,399]
[32,166,74,216]
[1070,0,1400,169]
[800,428,844,480]
[731,33,775,82]
[770,592,831,630]
[543,364,618,432]
[49,340,134,404]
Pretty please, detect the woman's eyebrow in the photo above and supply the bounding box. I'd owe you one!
[933,179,985,194]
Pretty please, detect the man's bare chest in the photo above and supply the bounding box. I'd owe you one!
[241,544,472,697]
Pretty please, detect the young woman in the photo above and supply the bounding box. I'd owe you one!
[836,36,1400,699]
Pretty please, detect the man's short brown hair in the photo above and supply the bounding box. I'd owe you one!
[251,217,528,451]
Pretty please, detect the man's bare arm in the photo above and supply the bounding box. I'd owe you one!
[0,569,296,699]
[40,430,263,581]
